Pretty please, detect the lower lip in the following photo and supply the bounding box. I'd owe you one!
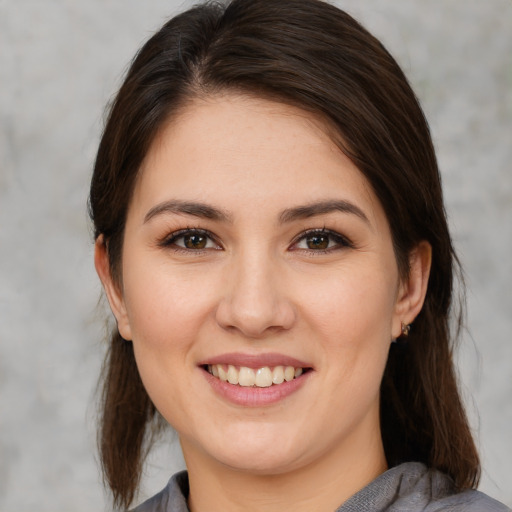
[202,368,312,407]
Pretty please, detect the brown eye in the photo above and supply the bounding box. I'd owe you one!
[306,234,330,250]
[292,229,352,253]
[163,229,220,251]
[184,233,208,249]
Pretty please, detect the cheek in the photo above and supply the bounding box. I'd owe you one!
[294,260,398,405]
[119,260,220,422]
[121,256,218,354]
[304,265,397,410]
[298,261,398,342]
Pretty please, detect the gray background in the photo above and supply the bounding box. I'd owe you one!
[0,0,511,510]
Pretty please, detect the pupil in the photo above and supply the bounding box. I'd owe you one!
[307,235,329,250]
[185,234,206,249]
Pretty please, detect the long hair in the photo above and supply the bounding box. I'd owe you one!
[89,0,479,508]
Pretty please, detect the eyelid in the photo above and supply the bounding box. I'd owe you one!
[159,228,222,251]
[289,228,353,252]
[158,227,352,253]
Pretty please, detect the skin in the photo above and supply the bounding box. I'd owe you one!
[96,94,431,512]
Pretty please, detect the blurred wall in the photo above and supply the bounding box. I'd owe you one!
[1,1,510,510]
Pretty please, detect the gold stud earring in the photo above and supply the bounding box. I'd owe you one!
[401,321,411,337]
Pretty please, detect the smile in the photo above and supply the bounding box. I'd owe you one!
[206,364,305,387]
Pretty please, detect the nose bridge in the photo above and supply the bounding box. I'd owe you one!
[216,243,295,337]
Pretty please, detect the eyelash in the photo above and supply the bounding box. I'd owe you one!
[159,227,353,255]
[290,228,353,254]
[159,228,222,253]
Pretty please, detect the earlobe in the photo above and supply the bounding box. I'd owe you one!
[392,241,432,339]
[94,236,133,341]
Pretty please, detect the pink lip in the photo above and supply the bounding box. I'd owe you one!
[198,352,311,369]
[202,368,312,407]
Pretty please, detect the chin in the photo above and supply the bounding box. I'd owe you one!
[217,449,302,476]
[202,425,307,475]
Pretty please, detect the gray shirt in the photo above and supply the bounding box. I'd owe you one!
[131,462,510,511]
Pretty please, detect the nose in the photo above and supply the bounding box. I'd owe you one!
[215,250,296,338]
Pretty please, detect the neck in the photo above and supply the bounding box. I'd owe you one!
[181,423,387,512]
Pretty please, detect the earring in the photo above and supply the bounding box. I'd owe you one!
[400,321,411,337]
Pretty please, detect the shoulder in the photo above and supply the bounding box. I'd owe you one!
[427,489,511,512]
[389,463,511,512]
[337,463,510,512]
[129,471,189,512]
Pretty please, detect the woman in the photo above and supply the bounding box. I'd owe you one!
[89,0,510,510]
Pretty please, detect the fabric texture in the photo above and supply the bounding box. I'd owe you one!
[130,462,511,512]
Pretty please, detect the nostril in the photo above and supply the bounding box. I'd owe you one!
[215,295,297,338]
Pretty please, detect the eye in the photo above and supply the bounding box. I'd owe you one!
[161,229,221,251]
[292,229,352,253]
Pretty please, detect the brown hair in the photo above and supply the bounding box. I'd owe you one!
[89,0,479,508]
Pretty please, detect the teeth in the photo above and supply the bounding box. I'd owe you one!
[284,366,295,382]
[218,365,228,382]
[207,364,306,387]
[227,365,239,385]
[238,367,256,387]
[255,367,273,387]
[272,365,285,384]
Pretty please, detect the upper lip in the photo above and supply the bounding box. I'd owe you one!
[198,352,311,369]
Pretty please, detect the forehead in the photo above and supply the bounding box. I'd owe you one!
[132,94,384,227]
[145,94,342,168]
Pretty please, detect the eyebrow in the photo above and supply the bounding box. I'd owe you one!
[279,200,370,225]
[144,200,233,224]
[144,198,370,226]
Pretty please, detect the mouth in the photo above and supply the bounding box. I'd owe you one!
[204,364,310,388]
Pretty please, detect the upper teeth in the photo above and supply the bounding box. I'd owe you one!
[208,364,303,387]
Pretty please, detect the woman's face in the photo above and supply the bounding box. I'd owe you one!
[99,94,422,476]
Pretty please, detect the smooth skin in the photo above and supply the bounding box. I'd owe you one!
[96,94,431,512]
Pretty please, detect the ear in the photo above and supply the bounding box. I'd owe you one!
[392,241,432,339]
[94,236,133,341]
